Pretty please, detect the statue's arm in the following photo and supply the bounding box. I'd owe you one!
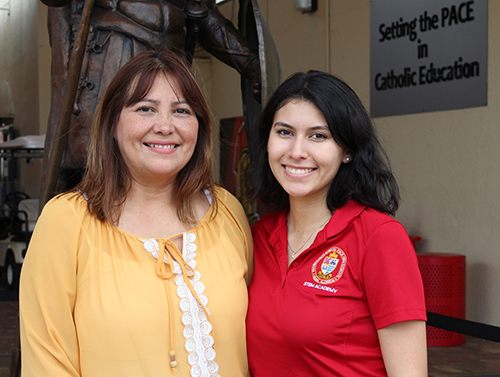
[197,0,260,89]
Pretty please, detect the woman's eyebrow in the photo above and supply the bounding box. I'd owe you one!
[272,122,329,131]
[172,100,190,106]
[137,98,160,104]
[272,121,292,128]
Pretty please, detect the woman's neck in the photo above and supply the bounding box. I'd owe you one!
[126,179,177,207]
[287,195,332,231]
[286,195,332,265]
[116,181,188,239]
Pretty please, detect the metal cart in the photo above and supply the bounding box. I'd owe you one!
[0,134,44,290]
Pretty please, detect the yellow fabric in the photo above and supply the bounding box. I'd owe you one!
[20,187,253,377]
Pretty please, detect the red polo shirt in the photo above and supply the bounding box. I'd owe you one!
[246,200,426,376]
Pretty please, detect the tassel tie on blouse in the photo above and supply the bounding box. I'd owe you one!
[155,238,211,371]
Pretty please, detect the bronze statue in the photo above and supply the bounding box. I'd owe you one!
[40,0,261,199]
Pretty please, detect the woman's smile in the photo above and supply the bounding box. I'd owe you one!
[283,165,316,176]
[143,142,178,150]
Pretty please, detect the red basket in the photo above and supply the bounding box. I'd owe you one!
[416,252,466,346]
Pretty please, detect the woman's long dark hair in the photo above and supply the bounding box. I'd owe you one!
[251,71,400,215]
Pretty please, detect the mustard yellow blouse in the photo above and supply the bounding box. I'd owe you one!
[20,188,253,377]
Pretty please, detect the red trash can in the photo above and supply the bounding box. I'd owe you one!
[416,252,466,346]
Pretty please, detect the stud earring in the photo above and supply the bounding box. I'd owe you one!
[345,156,351,162]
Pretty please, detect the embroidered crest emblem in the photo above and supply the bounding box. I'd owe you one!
[311,247,347,284]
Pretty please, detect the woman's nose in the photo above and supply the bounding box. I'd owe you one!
[152,112,174,134]
[288,138,308,160]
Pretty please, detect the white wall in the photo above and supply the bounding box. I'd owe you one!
[214,0,500,327]
[0,0,39,134]
[38,3,51,135]
[0,0,43,198]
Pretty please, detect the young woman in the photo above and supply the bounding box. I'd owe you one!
[246,71,427,376]
[20,50,252,377]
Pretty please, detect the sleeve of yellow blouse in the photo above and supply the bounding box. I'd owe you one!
[19,194,84,377]
[243,218,253,285]
[216,187,254,285]
[231,197,253,285]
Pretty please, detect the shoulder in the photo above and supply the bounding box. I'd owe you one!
[340,200,403,231]
[26,192,94,263]
[333,200,408,243]
[214,186,240,209]
[360,206,406,235]
[213,186,249,229]
[214,186,243,216]
[212,187,253,269]
[347,204,413,252]
[359,205,399,226]
[251,210,282,237]
[36,192,96,235]
[41,192,88,217]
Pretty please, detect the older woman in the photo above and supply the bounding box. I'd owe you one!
[246,71,427,376]
[20,50,252,377]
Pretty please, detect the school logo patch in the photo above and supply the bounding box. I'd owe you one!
[311,247,347,285]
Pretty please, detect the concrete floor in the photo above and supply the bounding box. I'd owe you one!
[1,273,500,377]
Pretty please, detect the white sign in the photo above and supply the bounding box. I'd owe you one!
[370,0,488,117]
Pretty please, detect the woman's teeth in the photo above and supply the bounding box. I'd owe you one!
[285,166,313,174]
[145,143,177,149]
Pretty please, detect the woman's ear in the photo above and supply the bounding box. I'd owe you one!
[343,152,352,163]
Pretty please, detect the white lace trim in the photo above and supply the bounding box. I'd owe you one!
[203,188,212,205]
[140,234,220,377]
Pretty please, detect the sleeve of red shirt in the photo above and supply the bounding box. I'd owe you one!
[361,219,427,330]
